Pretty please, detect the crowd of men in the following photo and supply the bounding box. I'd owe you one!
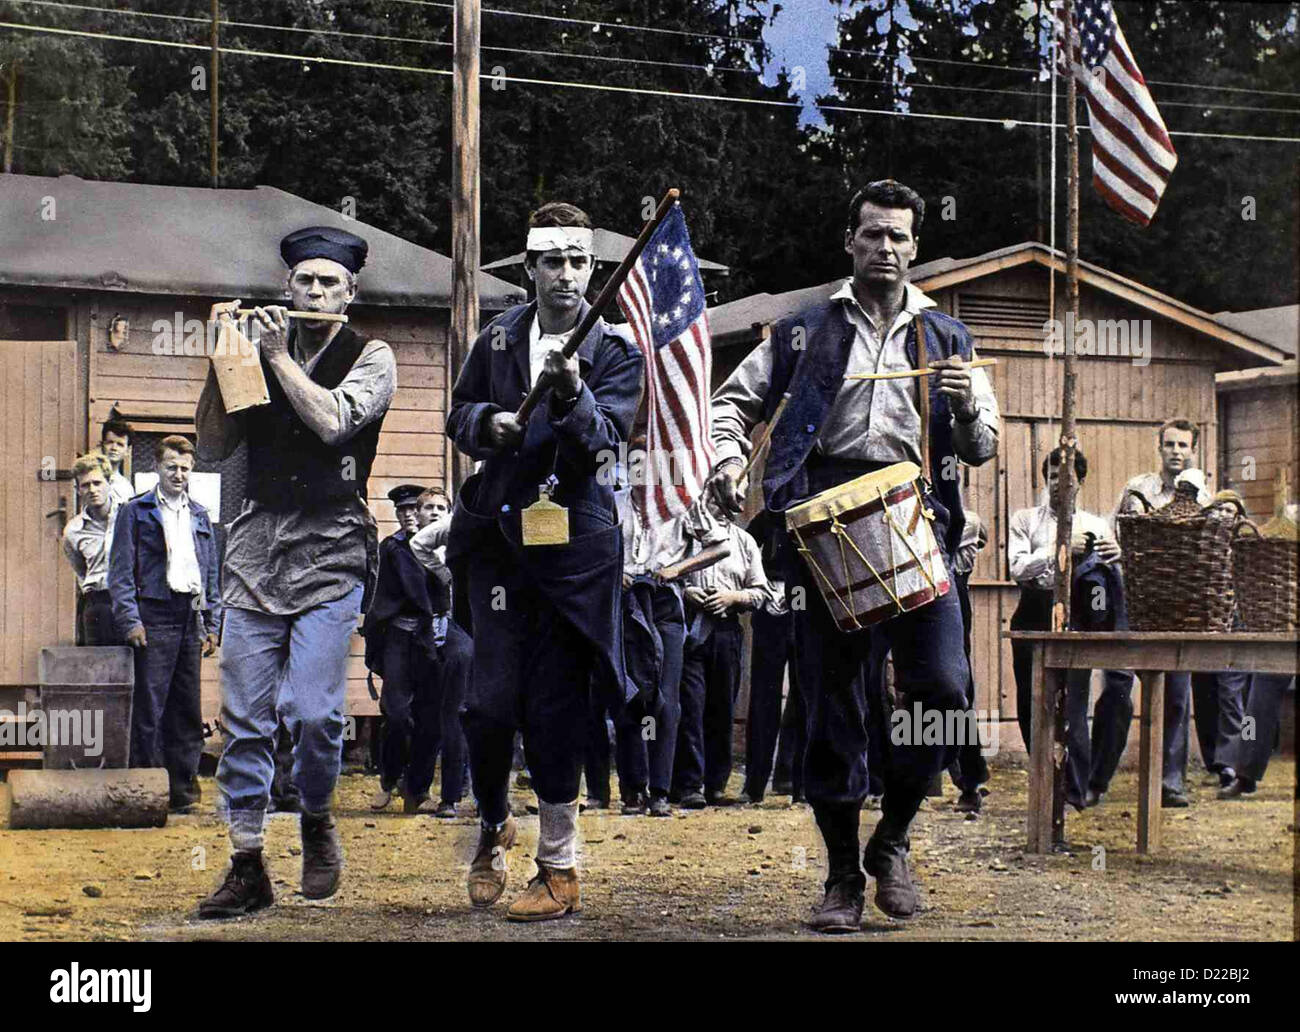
[58,182,1293,933]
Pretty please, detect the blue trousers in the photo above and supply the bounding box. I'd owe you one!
[743,606,804,799]
[217,584,362,848]
[797,557,970,812]
[1229,673,1296,783]
[129,593,204,797]
[673,619,743,796]
[616,583,685,798]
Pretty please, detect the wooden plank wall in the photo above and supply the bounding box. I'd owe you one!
[938,265,1222,751]
[75,292,450,720]
[1217,381,1299,521]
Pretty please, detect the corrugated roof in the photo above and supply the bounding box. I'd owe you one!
[483,226,729,273]
[0,174,527,309]
[1212,305,1297,357]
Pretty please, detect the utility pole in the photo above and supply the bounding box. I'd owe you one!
[450,0,481,490]
[210,0,219,188]
[2,61,17,174]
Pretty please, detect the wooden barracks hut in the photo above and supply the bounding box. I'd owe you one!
[0,173,525,734]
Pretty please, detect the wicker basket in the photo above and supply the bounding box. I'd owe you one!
[1116,483,1244,632]
[1232,522,1299,632]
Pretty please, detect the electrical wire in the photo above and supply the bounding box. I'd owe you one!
[3,16,1300,143]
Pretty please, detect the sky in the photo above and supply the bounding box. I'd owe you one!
[761,0,842,127]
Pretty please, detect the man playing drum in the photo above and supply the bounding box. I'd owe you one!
[708,179,999,932]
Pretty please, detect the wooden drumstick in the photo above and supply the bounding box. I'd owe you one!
[844,357,996,381]
[225,308,349,324]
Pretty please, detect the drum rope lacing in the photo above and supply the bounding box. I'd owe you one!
[791,485,942,629]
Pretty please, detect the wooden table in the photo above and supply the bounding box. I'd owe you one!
[1004,631,1298,854]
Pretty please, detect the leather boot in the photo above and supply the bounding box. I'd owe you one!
[300,812,344,900]
[467,815,517,907]
[198,850,274,919]
[806,878,864,933]
[505,863,582,922]
[863,828,918,919]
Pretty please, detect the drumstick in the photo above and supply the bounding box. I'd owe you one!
[844,357,996,381]
[224,308,349,324]
[739,392,792,481]
[656,543,731,583]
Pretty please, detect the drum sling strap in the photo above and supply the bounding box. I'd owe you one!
[787,312,941,631]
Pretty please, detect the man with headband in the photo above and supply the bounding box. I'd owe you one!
[445,202,642,922]
[195,226,396,917]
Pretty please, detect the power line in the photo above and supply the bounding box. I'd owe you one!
[830,72,1300,116]
[370,0,764,47]
[4,17,1300,144]
[5,0,763,78]
[13,0,1298,102]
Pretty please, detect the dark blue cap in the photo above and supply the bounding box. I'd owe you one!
[280,226,369,274]
[387,483,426,508]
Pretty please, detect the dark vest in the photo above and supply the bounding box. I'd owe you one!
[759,300,973,555]
[244,326,384,511]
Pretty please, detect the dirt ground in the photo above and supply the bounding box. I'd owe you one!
[1,759,1294,942]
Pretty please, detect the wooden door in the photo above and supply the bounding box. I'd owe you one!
[0,340,79,685]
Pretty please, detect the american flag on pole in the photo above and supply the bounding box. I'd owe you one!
[616,204,715,525]
[1055,0,1178,226]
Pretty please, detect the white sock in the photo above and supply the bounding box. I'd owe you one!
[536,799,579,870]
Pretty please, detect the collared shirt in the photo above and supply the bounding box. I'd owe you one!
[528,315,571,389]
[62,498,119,593]
[682,522,772,611]
[712,280,1000,470]
[109,471,133,506]
[1113,468,1211,530]
[156,489,203,594]
[215,329,395,616]
[616,488,716,576]
[1009,493,1115,590]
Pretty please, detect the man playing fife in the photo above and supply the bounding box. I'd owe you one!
[63,453,121,646]
[445,202,642,921]
[195,226,395,917]
[709,180,1000,931]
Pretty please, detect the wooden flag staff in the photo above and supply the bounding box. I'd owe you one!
[514,188,681,424]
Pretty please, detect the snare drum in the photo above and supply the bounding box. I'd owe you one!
[785,461,950,632]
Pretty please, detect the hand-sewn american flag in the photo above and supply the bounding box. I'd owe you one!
[616,203,715,525]
[1054,0,1177,226]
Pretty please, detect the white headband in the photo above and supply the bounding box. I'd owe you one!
[526,226,594,255]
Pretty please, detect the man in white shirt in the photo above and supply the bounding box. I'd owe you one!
[62,453,121,645]
[1113,418,1247,806]
[109,435,220,814]
[1009,446,1131,810]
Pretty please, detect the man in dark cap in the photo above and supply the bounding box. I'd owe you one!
[195,225,396,918]
[445,201,643,922]
[361,484,456,814]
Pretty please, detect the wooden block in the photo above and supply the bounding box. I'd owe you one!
[1136,670,1165,854]
[210,319,269,413]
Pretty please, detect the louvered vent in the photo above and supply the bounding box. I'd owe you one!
[957,293,1051,329]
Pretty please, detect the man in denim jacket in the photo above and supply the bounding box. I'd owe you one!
[109,434,221,812]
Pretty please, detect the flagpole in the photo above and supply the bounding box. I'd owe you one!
[1052,0,1080,635]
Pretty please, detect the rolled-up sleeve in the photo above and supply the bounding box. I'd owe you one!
[329,340,397,444]
[409,515,451,571]
[711,338,774,468]
[951,351,999,466]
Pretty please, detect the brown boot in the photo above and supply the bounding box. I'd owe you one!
[467,816,517,908]
[505,863,582,922]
